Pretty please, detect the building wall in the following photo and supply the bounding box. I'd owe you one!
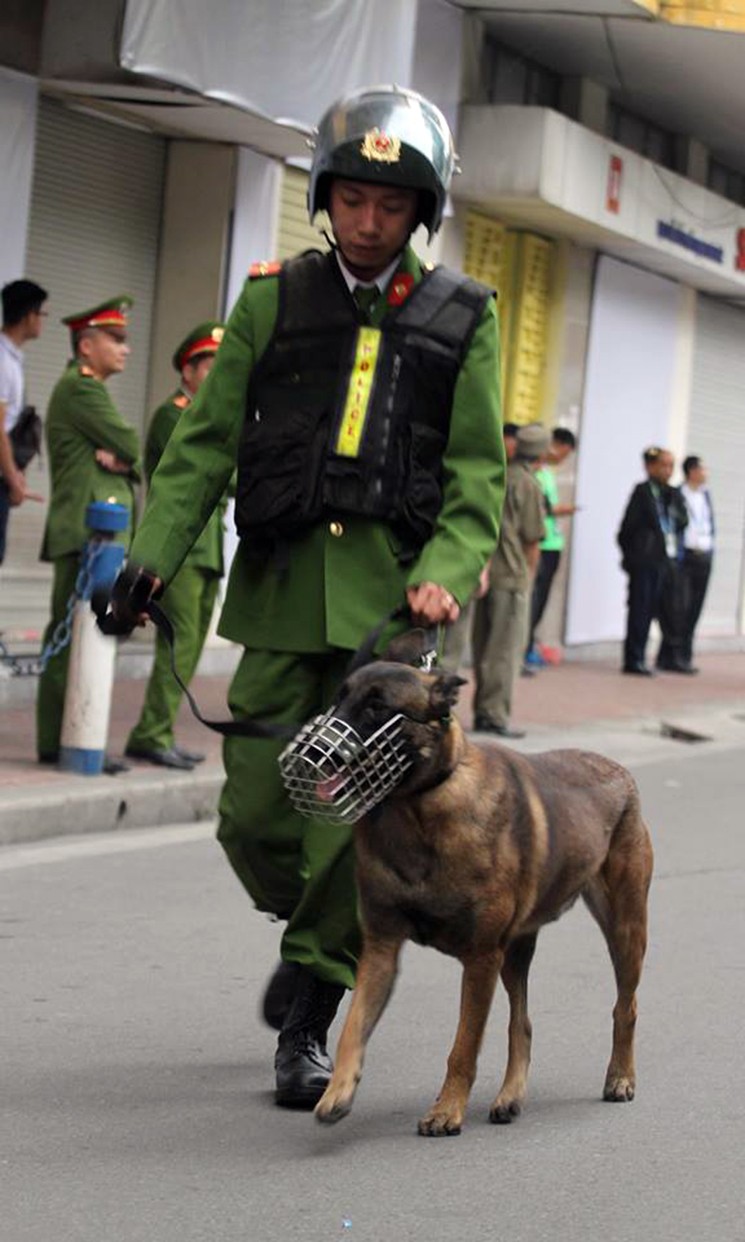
[146,141,235,414]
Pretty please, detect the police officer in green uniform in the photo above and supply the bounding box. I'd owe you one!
[109,87,505,1107]
[37,297,140,767]
[126,322,227,771]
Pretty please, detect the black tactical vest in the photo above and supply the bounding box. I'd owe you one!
[235,249,492,557]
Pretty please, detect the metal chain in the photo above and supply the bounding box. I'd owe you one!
[0,540,105,678]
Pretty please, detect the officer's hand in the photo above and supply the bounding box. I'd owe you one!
[406,582,460,626]
[98,563,163,636]
[96,448,131,475]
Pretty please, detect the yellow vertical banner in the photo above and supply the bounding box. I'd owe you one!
[463,210,557,426]
[506,233,554,426]
[661,2,745,32]
[463,211,509,397]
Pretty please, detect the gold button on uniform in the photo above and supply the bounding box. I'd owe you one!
[329,520,344,537]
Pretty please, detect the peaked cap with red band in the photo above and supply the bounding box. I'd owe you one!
[172,321,225,372]
[62,295,133,335]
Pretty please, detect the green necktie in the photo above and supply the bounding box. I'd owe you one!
[353,284,379,322]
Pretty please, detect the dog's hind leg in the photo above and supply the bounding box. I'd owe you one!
[315,935,402,1125]
[582,807,653,1103]
[489,932,538,1124]
[418,951,503,1137]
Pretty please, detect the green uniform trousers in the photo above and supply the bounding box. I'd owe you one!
[127,566,220,752]
[217,647,360,990]
[472,585,529,728]
[36,554,80,759]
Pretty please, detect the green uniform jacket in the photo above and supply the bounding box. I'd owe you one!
[145,390,226,575]
[41,361,141,561]
[129,246,505,653]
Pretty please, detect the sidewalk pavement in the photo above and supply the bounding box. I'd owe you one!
[1,649,744,846]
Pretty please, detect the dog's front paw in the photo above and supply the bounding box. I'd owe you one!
[315,1080,355,1125]
[489,1097,522,1125]
[603,1074,635,1102]
[417,1103,464,1137]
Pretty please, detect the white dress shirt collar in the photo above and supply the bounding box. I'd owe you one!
[335,250,402,297]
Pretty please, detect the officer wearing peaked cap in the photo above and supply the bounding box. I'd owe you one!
[126,322,229,771]
[37,297,141,765]
[110,85,506,1107]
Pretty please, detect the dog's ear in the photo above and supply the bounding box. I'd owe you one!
[382,629,431,667]
[429,671,467,718]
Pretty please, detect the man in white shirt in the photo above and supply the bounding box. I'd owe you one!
[0,279,48,563]
[679,454,714,671]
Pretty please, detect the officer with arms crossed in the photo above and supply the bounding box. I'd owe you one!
[126,322,228,771]
[109,86,505,1108]
[37,297,141,767]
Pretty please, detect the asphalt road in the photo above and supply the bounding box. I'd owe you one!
[2,741,744,1242]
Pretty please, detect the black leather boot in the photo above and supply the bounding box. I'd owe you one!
[261,960,302,1031]
[274,970,346,1109]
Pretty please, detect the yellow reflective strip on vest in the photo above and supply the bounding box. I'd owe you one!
[335,327,382,458]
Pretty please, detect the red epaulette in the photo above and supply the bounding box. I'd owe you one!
[173,394,190,410]
[249,260,282,280]
[78,364,95,378]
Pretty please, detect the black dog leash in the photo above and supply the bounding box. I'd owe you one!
[107,599,414,741]
[144,601,295,739]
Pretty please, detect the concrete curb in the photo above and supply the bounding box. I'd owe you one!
[0,765,223,846]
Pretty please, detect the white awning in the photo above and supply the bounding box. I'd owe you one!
[119,0,418,132]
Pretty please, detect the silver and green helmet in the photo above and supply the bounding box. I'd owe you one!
[308,85,457,239]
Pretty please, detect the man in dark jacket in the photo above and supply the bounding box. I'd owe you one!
[617,446,688,675]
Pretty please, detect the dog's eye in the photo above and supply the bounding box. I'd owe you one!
[360,692,388,723]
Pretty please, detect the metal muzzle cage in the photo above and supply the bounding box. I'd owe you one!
[278,708,413,825]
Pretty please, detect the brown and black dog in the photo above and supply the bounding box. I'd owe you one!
[315,634,654,1136]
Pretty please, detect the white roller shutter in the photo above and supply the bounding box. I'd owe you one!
[688,297,745,637]
[566,256,682,646]
[276,166,329,260]
[2,98,165,631]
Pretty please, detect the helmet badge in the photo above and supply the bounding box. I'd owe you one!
[360,128,401,164]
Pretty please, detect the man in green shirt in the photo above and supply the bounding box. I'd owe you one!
[109,86,505,1108]
[525,426,577,669]
[37,297,141,767]
[126,322,227,771]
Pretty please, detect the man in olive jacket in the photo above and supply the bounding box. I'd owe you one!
[110,86,505,1108]
[126,322,227,770]
[36,297,141,763]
